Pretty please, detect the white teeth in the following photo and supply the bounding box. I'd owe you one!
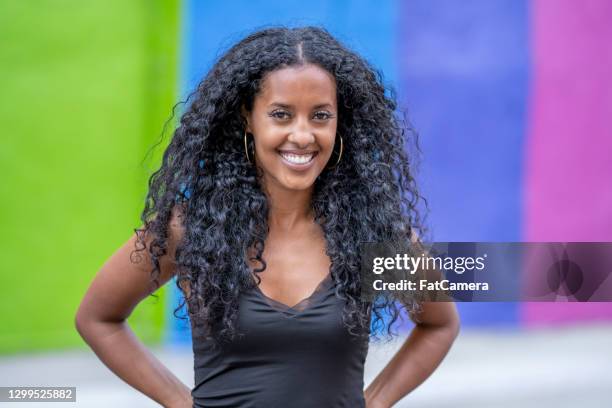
[280,152,314,164]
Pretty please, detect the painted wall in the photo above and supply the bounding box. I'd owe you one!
[2,0,610,353]
[0,0,181,353]
[523,0,612,326]
[399,0,528,327]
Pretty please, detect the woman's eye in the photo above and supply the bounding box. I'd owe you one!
[269,110,333,121]
[270,111,290,119]
[313,111,332,120]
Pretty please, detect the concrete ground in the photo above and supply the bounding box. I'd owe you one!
[0,323,610,407]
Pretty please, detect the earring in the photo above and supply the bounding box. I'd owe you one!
[327,134,343,169]
[244,131,255,165]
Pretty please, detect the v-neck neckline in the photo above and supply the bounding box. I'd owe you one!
[252,272,333,316]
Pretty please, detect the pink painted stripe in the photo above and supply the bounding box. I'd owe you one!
[523,0,612,326]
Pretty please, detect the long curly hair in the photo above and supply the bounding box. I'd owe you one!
[134,26,428,347]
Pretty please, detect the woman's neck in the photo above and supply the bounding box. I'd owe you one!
[262,180,314,233]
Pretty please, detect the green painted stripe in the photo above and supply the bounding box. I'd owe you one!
[0,0,181,354]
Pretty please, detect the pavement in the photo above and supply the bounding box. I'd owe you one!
[0,323,610,407]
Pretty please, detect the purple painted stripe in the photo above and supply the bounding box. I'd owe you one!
[398,0,529,326]
[523,0,612,326]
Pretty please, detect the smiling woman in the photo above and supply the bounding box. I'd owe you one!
[75,25,460,408]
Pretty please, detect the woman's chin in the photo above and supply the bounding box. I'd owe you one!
[258,163,322,192]
[280,178,316,191]
[275,171,320,191]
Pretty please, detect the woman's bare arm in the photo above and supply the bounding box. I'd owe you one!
[364,232,461,408]
[364,301,460,407]
[75,207,193,408]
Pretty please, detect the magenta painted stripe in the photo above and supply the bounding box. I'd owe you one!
[523,0,612,326]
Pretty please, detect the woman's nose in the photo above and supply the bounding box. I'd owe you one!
[288,131,315,147]
[288,118,315,147]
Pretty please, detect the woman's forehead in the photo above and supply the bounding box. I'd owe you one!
[256,64,337,106]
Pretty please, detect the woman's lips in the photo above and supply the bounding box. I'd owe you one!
[278,150,318,171]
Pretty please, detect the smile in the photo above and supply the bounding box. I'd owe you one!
[278,150,318,170]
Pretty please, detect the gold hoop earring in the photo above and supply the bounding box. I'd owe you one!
[244,131,255,165]
[327,134,343,169]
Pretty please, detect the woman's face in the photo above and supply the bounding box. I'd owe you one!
[243,63,338,193]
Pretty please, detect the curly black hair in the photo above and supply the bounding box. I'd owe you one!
[134,26,428,347]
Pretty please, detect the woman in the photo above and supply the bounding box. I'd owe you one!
[75,26,460,408]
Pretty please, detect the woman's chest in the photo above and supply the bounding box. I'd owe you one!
[247,226,332,309]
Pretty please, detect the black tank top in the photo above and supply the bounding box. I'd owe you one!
[191,272,371,407]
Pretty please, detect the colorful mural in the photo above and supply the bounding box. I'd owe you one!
[2,0,610,353]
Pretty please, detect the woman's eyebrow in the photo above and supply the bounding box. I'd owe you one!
[268,102,334,109]
[269,102,292,109]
